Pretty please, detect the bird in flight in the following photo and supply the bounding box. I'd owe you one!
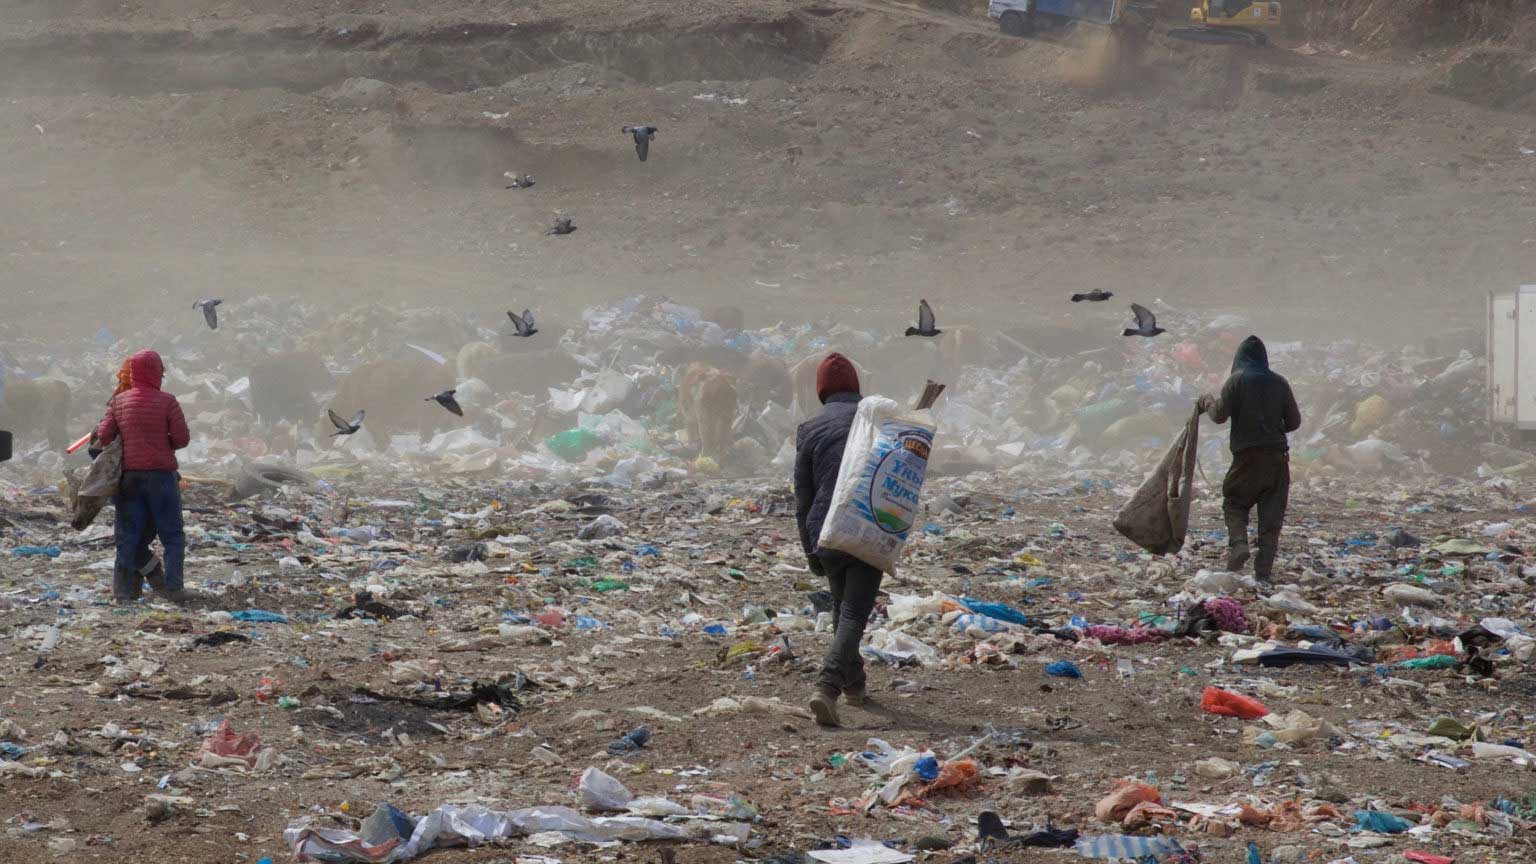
[1071,289,1113,303]
[622,125,658,162]
[1122,303,1165,338]
[507,309,538,337]
[327,408,365,436]
[193,299,222,330]
[426,390,463,417]
[905,299,941,337]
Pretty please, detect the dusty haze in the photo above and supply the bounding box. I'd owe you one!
[3,0,1535,351]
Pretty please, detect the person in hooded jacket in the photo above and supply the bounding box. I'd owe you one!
[794,352,879,727]
[94,350,192,603]
[90,356,167,596]
[1198,335,1301,583]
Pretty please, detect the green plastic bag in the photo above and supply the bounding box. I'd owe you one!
[545,428,604,462]
[1397,654,1457,670]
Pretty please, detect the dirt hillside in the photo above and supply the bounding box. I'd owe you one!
[2,0,1535,344]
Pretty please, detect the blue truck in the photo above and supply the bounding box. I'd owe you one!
[987,0,1126,35]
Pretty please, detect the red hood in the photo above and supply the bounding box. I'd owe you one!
[128,350,164,391]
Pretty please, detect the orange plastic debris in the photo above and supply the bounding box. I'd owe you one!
[1201,686,1269,719]
[1095,780,1161,823]
[917,758,980,797]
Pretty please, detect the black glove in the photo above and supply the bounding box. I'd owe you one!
[808,555,825,577]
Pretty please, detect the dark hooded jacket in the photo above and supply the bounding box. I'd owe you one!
[1208,336,1301,454]
[794,392,861,560]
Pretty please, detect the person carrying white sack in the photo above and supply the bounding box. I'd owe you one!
[794,353,877,727]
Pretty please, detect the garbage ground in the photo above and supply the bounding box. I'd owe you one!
[2,297,1535,864]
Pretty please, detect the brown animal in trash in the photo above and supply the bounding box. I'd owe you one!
[249,350,334,429]
[675,363,738,460]
[862,326,983,406]
[329,354,456,448]
[458,341,583,399]
[0,375,72,450]
[739,355,792,412]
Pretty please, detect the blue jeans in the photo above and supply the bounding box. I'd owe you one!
[114,470,184,598]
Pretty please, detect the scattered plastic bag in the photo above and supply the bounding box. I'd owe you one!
[578,767,634,812]
[1201,687,1268,720]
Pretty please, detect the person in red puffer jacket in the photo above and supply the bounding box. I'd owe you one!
[94,350,192,603]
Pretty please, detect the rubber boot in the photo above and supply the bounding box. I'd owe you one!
[1224,510,1250,572]
[809,686,841,727]
[1253,546,1277,585]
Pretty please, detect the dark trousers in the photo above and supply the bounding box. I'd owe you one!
[112,497,160,596]
[1222,448,1289,579]
[817,553,883,695]
[114,471,185,598]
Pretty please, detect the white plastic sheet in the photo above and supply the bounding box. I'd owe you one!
[287,804,698,862]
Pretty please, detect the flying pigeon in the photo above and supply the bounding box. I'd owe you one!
[426,389,463,417]
[193,299,222,330]
[1122,303,1165,338]
[1071,289,1113,303]
[507,309,538,337]
[327,408,365,436]
[905,299,941,337]
[503,172,535,189]
[622,125,658,162]
[547,216,577,236]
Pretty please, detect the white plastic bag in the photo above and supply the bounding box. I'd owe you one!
[816,397,936,573]
[578,767,634,812]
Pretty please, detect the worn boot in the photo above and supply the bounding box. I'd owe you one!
[1224,510,1250,572]
[843,684,869,708]
[808,686,841,727]
[1253,546,1277,585]
[1226,543,1251,573]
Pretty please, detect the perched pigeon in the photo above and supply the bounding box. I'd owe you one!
[426,389,463,417]
[1071,289,1113,303]
[507,309,538,337]
[905,299,941,337]
[1122,303,1165,338]
[327,408,365,437]
[622,125,658,162]
[503,172,535,189]
[547,216,577,236]
[193,299,222,330]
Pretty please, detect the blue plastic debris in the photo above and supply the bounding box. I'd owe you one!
[11,546,61,558]
[1045,660,1083,679]
[914,755,940,781]
[961,597,1032,625]
[1352,810,1412,834]
[229,609,288,623]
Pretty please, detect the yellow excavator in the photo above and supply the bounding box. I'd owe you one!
[1169,0,1282,46]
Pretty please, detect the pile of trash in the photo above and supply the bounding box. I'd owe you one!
[0,297,1530,864]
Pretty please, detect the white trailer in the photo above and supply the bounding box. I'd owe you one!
[1487,286,1536,434]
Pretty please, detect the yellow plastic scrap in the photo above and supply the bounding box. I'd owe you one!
[722,641,765,664]
[1350,395,1391,437]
